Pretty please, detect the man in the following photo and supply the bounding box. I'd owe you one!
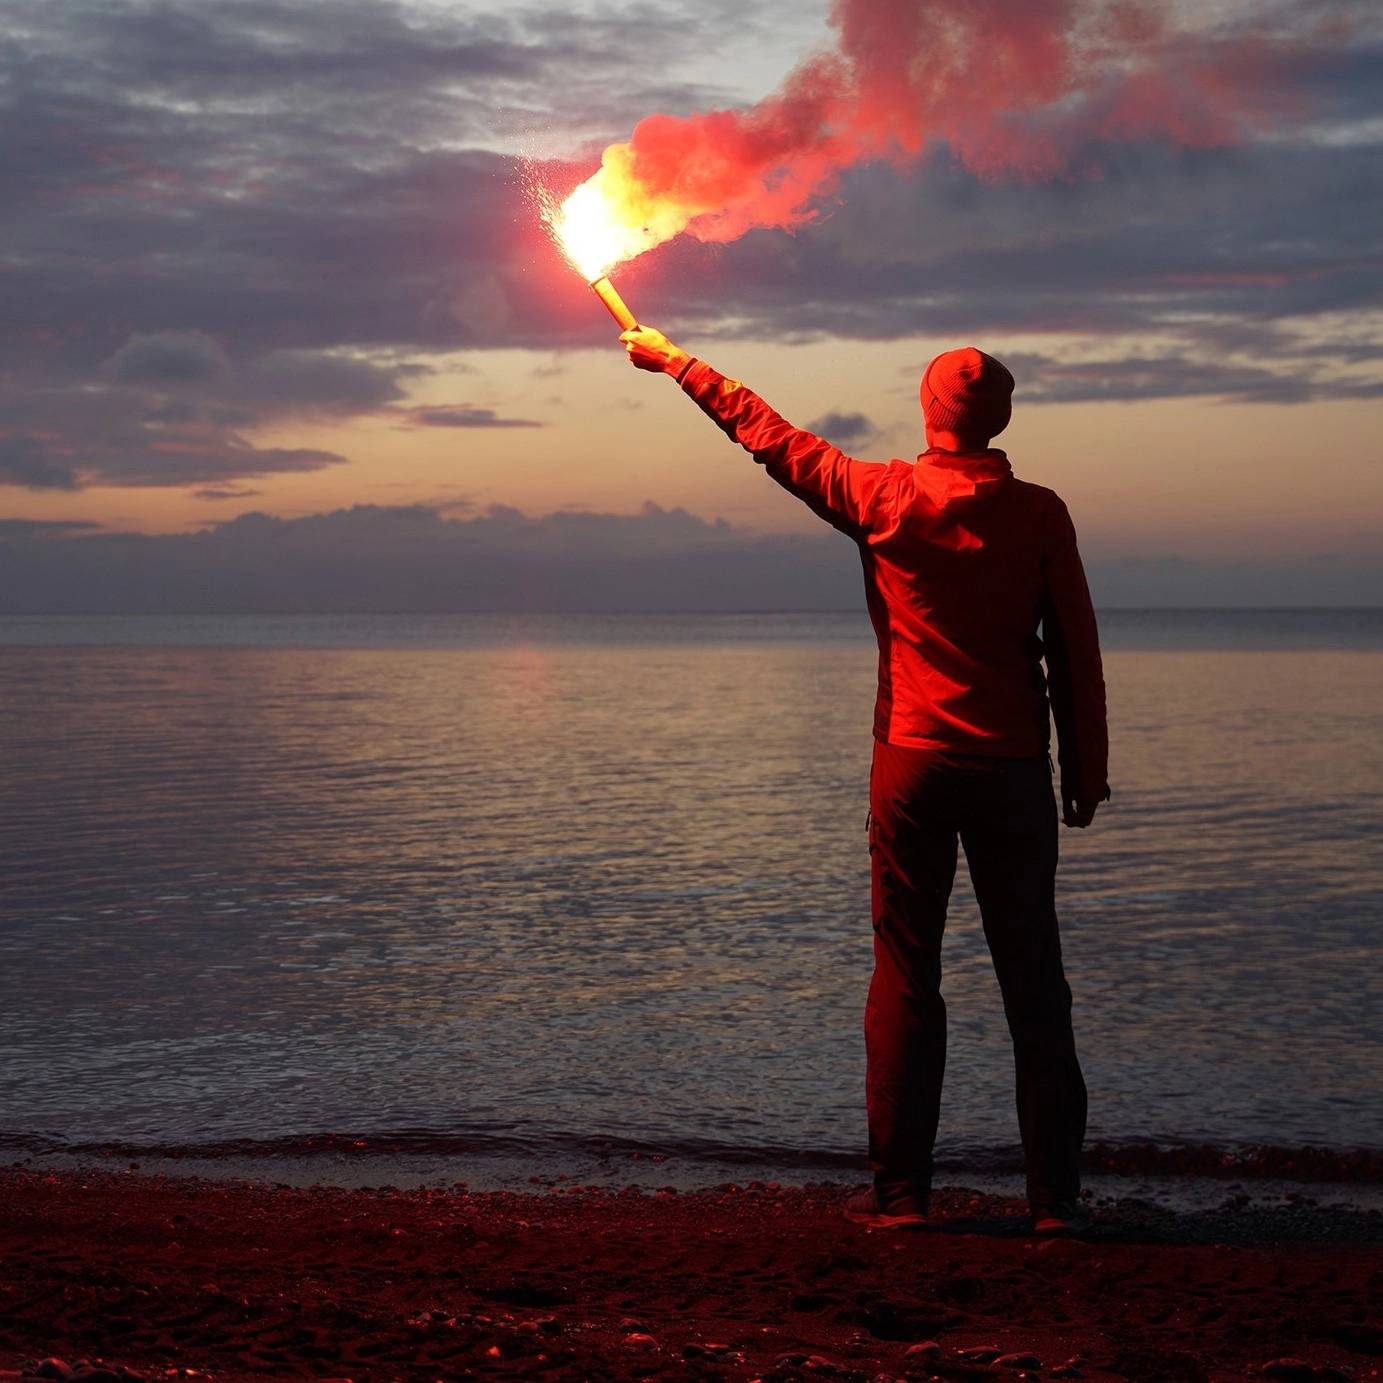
[622,325,1109,1236]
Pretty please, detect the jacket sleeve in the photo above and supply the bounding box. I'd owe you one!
[1038,495,1110,807]
[678,359,890,538]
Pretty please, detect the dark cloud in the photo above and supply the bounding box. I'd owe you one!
[805,411,878,447]
[92,332,417,420]
[235,350,421,416]
[680,133,1383,401]
[0,330,421,489]
[871,148,1371,328]
[0,519,101,538]
[0,392,349,491]
[0,0,737,368]
[107,331,230,388]
[1089,553,1383,609]
[395,405,544,429]
[193,486,263,502]
[0,436,80,491]
[1,502,1378,613]
[0,503,858,613]
[0,0,751,488]
[1007,351,1383,406]
[0,0,1377,489]
[82,440,343,489]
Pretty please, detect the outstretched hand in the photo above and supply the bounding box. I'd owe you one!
[621,325,691,377]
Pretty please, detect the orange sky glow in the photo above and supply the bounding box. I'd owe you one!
[7,336,1380,565]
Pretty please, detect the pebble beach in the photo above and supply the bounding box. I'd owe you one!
[1,1167,1379,1383]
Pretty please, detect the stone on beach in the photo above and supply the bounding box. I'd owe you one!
[903,1339,941,1358]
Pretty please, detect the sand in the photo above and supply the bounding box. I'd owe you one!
[0,1168,1378,1382]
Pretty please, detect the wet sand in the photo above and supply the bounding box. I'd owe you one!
[0,1168,1378,1382]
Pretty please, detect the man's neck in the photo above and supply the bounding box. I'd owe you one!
[925,426,993,453]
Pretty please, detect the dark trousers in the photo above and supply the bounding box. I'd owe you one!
[866,740,1087,1211]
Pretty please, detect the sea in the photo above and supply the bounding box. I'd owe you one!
[1,610,1380,1201]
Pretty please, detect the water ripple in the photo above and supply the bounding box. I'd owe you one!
[1,625,1379,1163]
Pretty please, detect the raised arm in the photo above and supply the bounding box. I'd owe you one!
[622,325,890,538]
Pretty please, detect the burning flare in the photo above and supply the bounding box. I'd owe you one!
[543,149,672,327]
[544,149,670,284]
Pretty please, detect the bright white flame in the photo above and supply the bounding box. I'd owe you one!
[542,144,681,282]
[550,182,629,281]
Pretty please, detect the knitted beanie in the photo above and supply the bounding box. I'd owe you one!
[920,347,1014,439]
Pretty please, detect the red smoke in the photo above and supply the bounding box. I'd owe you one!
[562,0,1328,262]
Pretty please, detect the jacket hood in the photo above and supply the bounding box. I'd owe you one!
[916,447,1012,513]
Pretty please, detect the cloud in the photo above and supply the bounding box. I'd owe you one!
[1088,553,1383,608]
[0,503,858,613]
[0,0,743,366]
[193,487,263,502]
[0,0,1377,443]
[235,350,421,416]
[394,405,544,429]
[2,501,1379,614]
[0,404,347,491]
[0,519,101,538]
[1008,348,1383,405]
[107,331,230,388]
[685,132,1383,401]
[0,330,426,490]
[97,331,418,419]
[805,411,879,447]
[0,435,79,491]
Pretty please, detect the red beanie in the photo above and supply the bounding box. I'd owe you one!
[920,347,1014,439]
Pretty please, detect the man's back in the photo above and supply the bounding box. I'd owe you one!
[676,359,1108,807]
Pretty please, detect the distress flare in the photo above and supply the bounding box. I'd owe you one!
[544,156,667,329]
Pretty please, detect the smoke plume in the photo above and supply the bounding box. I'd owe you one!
[573,0,1338,257]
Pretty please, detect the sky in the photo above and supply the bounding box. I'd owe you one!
[1,0,1381,609]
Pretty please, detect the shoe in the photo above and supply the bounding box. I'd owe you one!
[1033,1199,1093,1236]
[843,1185,927,1230]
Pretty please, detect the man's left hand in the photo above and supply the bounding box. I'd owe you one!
[1063,796,1101,829]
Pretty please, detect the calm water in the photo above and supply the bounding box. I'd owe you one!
[1,612,1380,1182]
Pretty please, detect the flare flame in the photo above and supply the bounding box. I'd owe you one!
[543,149,664,282]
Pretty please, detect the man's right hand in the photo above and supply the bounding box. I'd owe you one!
[621,325,691,377]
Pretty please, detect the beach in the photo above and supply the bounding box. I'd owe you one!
[3,615,1380,1380]
[1,1167,1378,1383]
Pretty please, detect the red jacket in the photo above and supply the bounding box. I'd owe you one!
[680,360,1109,806]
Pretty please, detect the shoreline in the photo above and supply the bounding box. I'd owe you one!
[1,1168,1378,1382]
[7,1138,1383,1220]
